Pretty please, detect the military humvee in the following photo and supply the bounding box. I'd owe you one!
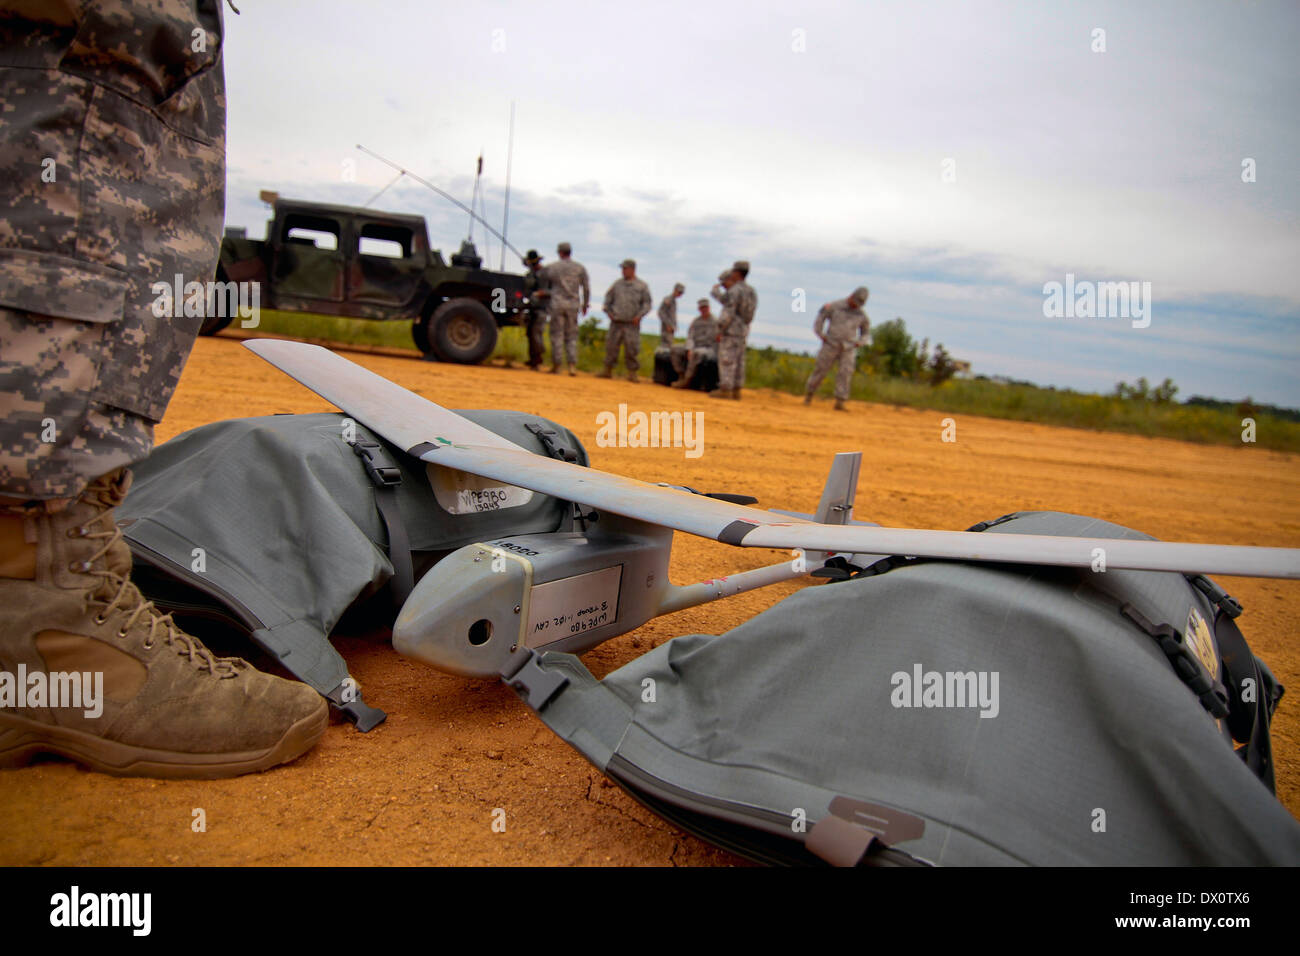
[207,192,526,364]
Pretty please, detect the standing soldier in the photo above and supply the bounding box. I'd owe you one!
[671,299,721,389]
[710,260,758,400]
[542,241,589,376]
[599,259,653,382]
[521,250,550,370]
[0,0,326,777]
[804,286,870,411]
[658,283,685,347]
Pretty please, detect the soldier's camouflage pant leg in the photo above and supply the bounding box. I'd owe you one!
[718,336,746,389]
[604,322,640,372]
[0,1,226,499]
[681,346,715,383]
[549,303,578,366]
[0,0,226,501]
[806,341,856,400]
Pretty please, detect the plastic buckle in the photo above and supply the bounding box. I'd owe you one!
[1189,574,1243,619]
[350,439,403,488]
[324,681,388,732]
[500,647,569,711]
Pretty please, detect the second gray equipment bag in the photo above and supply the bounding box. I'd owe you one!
[518,511,1300,865]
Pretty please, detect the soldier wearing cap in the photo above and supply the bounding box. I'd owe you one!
[598,259,653,382]
[658,282,685,348]
[521,250,550,370]
[541,241,589,376]
[710,260,758,400]
[804,286,870,411]
[671,299,721,389]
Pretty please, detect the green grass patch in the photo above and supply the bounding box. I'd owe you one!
[235,311,1300,453]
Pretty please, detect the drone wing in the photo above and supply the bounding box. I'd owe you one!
[244,340,1300,580]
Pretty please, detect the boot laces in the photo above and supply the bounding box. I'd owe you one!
[79,513,241,679]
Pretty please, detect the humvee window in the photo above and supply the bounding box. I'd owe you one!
[358,223,413,259]
[282,213,339,251]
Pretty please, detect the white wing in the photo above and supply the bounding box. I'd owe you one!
[244,339,1300,580]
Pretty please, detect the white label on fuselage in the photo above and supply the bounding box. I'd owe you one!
[428,464,534,514]
[526,566,622,648]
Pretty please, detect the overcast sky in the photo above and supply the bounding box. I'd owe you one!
[221,1,1299,406]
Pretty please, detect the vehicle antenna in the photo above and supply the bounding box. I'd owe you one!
[467,152,483,243]
[500,101,515,271]
[356,145,524,261]
[362,169,405,208]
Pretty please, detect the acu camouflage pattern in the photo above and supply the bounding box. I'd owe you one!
[602,276,651,372]
[711,278,757,390]
[656,292,677,346]
[687,311,720,351]
[603,276,652,325]
[542,256,588,368]
[0,0,227,501]
[813,296,869,346]
[681,312,719,383]
[806,296,870,400]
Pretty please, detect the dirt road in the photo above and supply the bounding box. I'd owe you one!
[3,334,1296,865]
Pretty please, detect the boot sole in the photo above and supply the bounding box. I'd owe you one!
[0,701,328,779]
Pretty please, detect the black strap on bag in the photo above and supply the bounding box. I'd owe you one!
[349,439,414,607]
[964,515,1279,789]
[524,421,580,463]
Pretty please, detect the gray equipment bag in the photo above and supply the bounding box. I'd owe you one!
[119,411,587,729]
[518,511,1300,865]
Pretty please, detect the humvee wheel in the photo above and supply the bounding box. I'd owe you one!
[412,308,439,360]
[198,268,237,335]
[429,297,498,364]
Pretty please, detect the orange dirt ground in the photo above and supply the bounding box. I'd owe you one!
[2,334,1297,866]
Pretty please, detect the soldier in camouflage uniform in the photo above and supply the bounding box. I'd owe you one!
[804,286,870,411]
[0,0,326,777]
[521,249,550,370]
[658,283,684,347]
[670,299,720,389]
[541,241,589,376]
[710,260,757,400]
[598,259,653,383]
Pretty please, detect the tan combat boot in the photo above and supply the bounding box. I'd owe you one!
[733,387,742,402]
[834,399,847,411]
[550,364,561,374]
[803,392,813,406]
[628,371,641,384]
[708,387,732,399]
[0,469,327,778]
[596,366,613,379]
[670,379,689,389]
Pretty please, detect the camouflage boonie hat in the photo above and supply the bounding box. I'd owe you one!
[557,242,572,254]
[620,258,636,269]
[674,283,685,293]
[697,298,709,308]
[732,260,750,273]
[852,285,869,303]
